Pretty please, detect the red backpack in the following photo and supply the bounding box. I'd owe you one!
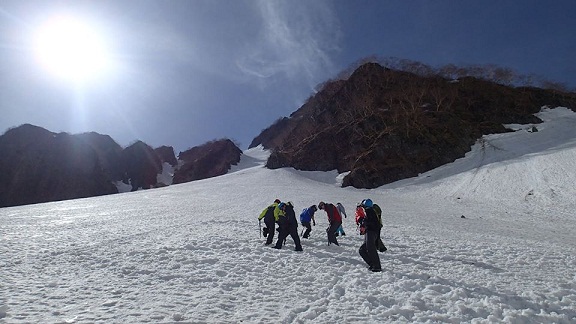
[355,206,366,235]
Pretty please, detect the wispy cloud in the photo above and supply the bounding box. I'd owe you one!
[236,0,341,87]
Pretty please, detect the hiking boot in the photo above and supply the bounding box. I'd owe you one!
[335,233,339,237]
[294,248,303,252]
[370,268,382,272]
[273,246,281,249]
[342,232,346,236]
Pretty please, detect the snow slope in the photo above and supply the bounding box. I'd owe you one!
[1,107,576,323]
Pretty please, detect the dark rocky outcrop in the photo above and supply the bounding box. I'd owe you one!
[76,132,125,182]
[252,63,576,189]
[0,124,118,207]
[121,141,162,191]
[154,146,178,167]
[0,125,244,207]
[173,139,242,184]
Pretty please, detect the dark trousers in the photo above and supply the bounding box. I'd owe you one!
[275,226,303,250]
[327,221,341,246]
[264,219,275,245]
[359,230,381,270]
[301,222,312,238]
[377,233,387,252]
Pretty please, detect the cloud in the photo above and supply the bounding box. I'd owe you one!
[236,0,341,87]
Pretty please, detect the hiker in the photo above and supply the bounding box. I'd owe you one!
[356,201,387,252]
[358,198,382,272]
[299,205,317,238]
[318,201,342,246]
[335,202,347,236]
[258,199,283,245]
[274,202,303,251]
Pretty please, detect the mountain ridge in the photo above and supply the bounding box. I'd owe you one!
[251,62,576,189]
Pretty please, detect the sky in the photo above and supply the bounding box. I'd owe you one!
[0,1,575,154]
[1,106,576,323]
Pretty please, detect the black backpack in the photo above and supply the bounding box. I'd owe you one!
[263,205,275,222]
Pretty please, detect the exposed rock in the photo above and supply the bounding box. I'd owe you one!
[173,139,242,184]
[252,63,576,189]
[0,125,243,207]
[76,132,125,182]
[0,124,118,207]
[121,141,162,191]
[154,146,178,167]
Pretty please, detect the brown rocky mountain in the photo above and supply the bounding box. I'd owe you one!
[0,125,240,207]
[121,141,163,191]
[0,124,118,207]
[75,132,125,182]
[173,139,242,184]
[155,146,178,167]
[250,62,576,189]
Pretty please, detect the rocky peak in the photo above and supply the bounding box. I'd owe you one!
[252,62,576,189]
[173,139,242,184]
[0,125,118,207]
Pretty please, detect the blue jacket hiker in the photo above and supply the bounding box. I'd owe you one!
[299,205,317,238]
[258,199,284,245]
[274,202,303,251]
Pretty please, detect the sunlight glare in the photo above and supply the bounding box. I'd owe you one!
[33,15,112,83]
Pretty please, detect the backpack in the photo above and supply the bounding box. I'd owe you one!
[263,205,275,222]
[373,204,383,227]
[355,206,366,235]
[284,204,297,227]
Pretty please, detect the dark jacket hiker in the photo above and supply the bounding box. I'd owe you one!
[358,199,382,272]
[318,201,342,246]
[274,202,303,251]
[258,199,282,245]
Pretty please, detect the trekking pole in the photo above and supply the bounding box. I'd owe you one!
[259,220,262,238]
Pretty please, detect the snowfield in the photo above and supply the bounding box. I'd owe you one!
[2,107,576,323]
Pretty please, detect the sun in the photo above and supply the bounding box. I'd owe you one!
[33,15,112,83]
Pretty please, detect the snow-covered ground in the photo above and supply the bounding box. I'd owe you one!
[1,107,576,323]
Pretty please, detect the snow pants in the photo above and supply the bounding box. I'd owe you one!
[275,226,303,251]
[301,221,312,238]
[264,218,275,245]
[327,221,341,246]
[359,229,381,270]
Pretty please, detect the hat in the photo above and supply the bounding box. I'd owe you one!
[318,201,325,210]
[362,199,373,208]
[274,199,281,204]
